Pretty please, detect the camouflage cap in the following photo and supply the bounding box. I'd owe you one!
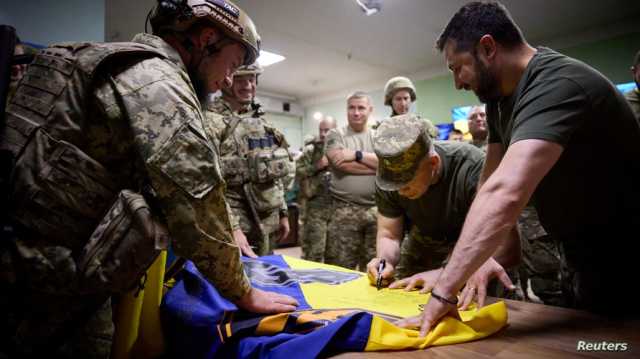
[373,113,432,191]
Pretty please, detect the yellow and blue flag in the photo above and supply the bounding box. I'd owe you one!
[161,255,507,358]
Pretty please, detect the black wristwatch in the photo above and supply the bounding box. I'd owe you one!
[355,150,363,163]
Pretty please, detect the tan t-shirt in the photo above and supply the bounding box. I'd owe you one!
[325,125,376,206]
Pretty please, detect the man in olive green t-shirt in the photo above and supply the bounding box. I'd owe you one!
[366,114,520,308]
[404,2,640,336]
[324,92,378,270]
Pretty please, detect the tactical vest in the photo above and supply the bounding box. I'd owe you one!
[219,113,290,212]
[0,41,167,285]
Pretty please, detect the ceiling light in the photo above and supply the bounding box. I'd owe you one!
[355,0,382,16]
[257,50,285,67]
[313,112,323,121]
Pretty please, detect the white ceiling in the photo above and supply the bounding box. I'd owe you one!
[106,0,640,105]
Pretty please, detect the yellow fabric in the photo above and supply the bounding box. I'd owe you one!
[365,301,507,350]
[111,251,167,359]
[282,256,508,350]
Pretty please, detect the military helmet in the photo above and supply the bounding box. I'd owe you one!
[150,0,261,65]
[234,61,263,77]
[383,76,417,106]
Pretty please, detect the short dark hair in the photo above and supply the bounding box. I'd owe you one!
[436,1,525,53]
[633,50,640,67]
[451,129,463,135]
[347,91,372,106]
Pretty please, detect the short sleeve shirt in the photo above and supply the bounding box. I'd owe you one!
[487,47,640,238]
[325,125,377,206]
[376,141,485,242]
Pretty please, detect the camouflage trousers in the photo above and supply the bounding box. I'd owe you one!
[0,285,113,359]
[300,194,332,262]
[233,204,280,256]
[517,206,565,306]
[324,200,377,270]
[395,226,454,280]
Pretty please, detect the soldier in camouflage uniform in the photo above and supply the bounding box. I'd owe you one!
[376,76,438,140]
[468,104,562,305]
[0,1,298,357]
[294,134,318,232]
[296,117,336,262]
[367,114,520,309]
[203,62,292,257]
[324,92,379,270]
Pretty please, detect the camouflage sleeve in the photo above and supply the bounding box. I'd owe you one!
[277,179,289,217]
[295,144,316,178]
[200,110,241,230]
[201,110,228,150]
[96,57,251,301]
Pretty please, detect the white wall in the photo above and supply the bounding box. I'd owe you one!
[264,112,303,152]
[0,0,105,46]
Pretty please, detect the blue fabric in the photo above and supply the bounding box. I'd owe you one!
[435,123,454,140]
[161,256,371,358]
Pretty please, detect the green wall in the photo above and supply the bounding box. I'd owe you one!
[304,31,640,131]
[561,32,640,84]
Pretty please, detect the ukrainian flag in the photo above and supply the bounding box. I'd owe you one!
[162,255,507,358]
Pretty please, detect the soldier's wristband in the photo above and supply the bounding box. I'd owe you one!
[279,208,288,218]
[430,289,458,306]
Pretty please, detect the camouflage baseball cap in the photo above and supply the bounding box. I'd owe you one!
[373,113,432,191]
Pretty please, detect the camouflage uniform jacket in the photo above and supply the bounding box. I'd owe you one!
[0,33,250,301]
[295,137,331,201]
[203,97,289,230]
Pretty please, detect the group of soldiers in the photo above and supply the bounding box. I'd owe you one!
[294,75,562,306]
[1,0,639,357]
[293,0,640,339]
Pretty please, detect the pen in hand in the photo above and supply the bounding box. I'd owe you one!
[376,259,386,291]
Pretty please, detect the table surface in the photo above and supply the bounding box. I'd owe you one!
[333,298,640,358]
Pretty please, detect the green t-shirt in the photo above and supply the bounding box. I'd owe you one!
[376,141,485,242]
[487,47,640,238]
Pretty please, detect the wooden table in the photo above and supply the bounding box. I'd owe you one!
[333,298,640,358]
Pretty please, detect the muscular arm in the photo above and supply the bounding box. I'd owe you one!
[376,213,404,266]
[434,139,563,298]
[478,143,505,189]
[474,143,521,268]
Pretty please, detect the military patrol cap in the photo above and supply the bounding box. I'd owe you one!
[373,113,432,191]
